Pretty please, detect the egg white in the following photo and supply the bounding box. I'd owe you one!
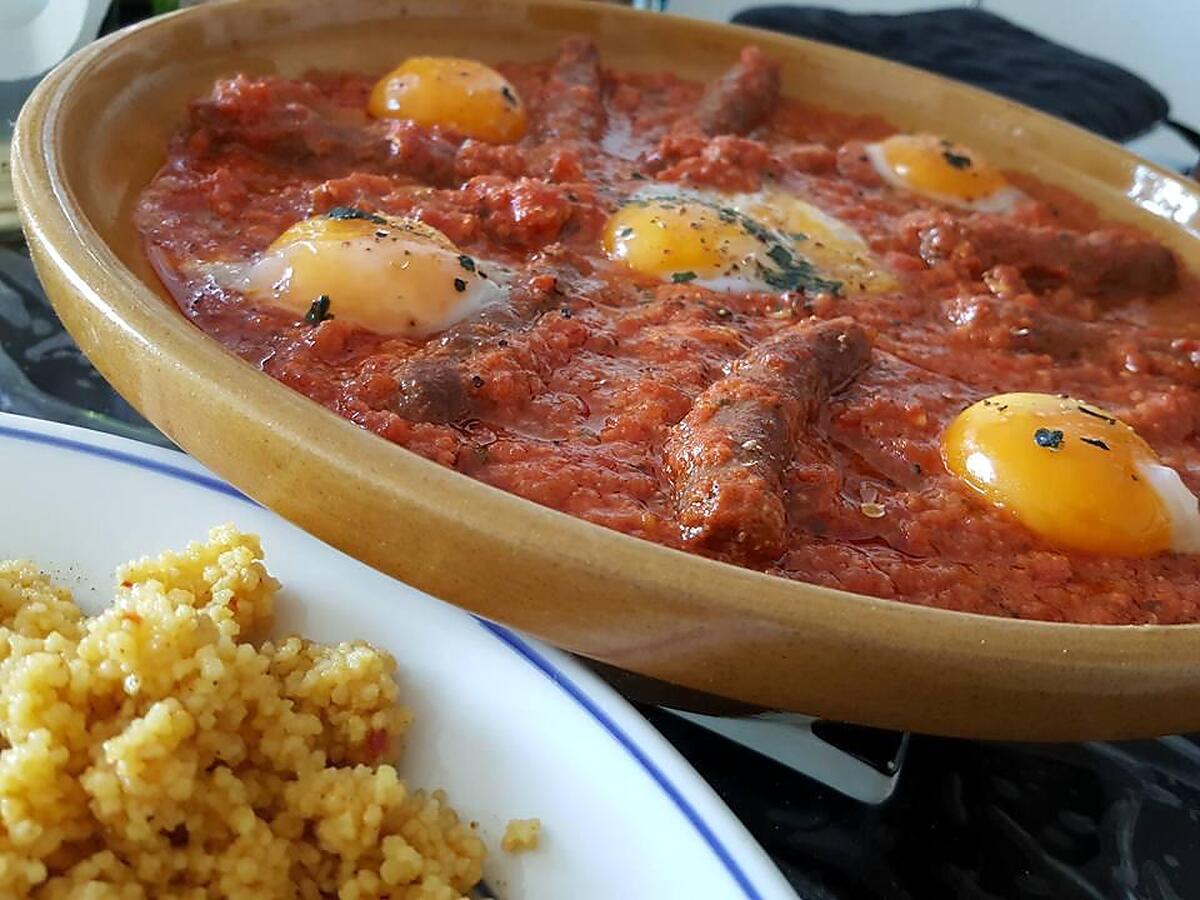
[1139,461,1200,553]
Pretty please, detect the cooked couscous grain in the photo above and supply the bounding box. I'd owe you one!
[500,819,541,853]
[0,525,486,898]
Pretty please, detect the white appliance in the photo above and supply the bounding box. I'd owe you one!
[1,0,111,231]
[1,0,112,135]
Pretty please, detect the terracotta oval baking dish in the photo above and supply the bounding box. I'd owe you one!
[13,0,1200,740]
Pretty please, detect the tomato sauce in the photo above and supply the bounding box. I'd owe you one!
[136,43,1200,624]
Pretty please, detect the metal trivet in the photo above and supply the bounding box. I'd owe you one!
[665,709,907,805]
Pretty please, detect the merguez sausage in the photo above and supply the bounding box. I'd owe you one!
[692,46,781,136]
[665,317,871,561]
[536,37,607,142]
[907,212,1179,300]
[391,358,473,424]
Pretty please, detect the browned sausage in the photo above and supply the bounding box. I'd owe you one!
[944,286,1104,361]
[191,76,460,186]
[391,358,472,423]
[1007,312,1104,359]
[835,141,885,187]
[691,46,781,137]
[975,222,1177,299]
[664,317,871,561]
[536,36,607,142]
[905,212,1178,300]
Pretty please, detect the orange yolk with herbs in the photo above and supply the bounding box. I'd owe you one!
[603,197,760,282]
[867,133,1015,208]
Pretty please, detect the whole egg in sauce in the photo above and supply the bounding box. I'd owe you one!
[205,209,506,337]
[369,56,527,143]
[942,393,1200,557]
[865,133,1026,212]
[602,186,892,294]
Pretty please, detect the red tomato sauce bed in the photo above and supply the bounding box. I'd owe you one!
[136,42,1200,625]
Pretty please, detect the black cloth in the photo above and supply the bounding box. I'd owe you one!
[732,6,1170,143]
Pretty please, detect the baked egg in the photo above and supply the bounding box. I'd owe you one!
[942,392,1200,556]
[368,56,526,144]
[864,133,1025,212]
[207,209,505,337]
[602,186,893,294]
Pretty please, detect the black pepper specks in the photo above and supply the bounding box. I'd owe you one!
[326,206,386,225]
[304,295,333,324]
[942,149,972,170]
[1077,404,1117,425]
[453,278,467,293]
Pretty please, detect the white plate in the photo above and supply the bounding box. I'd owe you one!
[0,412,797,900]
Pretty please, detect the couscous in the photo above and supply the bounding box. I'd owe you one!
[0,525,486,898]
[500,819,541,854]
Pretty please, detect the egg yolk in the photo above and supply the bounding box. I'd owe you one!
[941,392,1194,556]
[603,197,761,281]
[236,211,503,337]
[875,133,1008,204]
[368,57,526,143]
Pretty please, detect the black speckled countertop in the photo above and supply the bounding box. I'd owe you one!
[3,231,1199,899]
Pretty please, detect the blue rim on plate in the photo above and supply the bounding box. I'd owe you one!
[0,416,777,900]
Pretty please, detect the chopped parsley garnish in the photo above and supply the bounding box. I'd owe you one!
[500,85,518,106]
[941,149,972,170]
[458,254,476,273]
[617,226,634,239]
[628,193,844,295]
[1080,437,1110,451]
[1034,427,1064,450]
[758,241,842,295]
[453,278,467,293]
[326,206,386,225]
[766,245,793,269]
[304,294,333,324]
